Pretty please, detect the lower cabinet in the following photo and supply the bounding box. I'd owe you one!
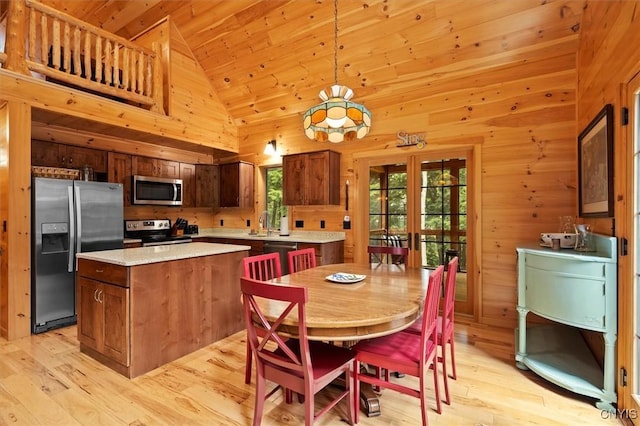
[76,249,246,378]
[199,237,345,266]
[298,241,344,266]
[77,270,130,367]
[201,237,264,256]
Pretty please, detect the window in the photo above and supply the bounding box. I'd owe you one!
[265,166,284,229]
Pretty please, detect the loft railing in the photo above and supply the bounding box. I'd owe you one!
[1,0,163,113]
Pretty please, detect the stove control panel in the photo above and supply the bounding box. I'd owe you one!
[125,219,171,231]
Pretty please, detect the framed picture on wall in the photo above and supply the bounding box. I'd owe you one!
[578,103,614,218]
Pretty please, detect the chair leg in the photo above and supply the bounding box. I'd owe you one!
[441,344,451,405]
[354,361,361,424]
[419,374,429,426]
[245,339,252,384]
[253,374,266,426]
[449,336,457,380]
[304,395,314,426]
[432,358,442,414]
[348,366,356,426]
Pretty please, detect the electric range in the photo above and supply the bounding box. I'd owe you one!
[124,219,192,247]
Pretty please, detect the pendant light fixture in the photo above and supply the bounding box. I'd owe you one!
[302,0,371,143]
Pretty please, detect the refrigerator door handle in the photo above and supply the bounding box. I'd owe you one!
[67,186,75,273]
[75,185,82,258]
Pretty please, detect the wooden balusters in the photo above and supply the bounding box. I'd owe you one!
[4,0,162,111]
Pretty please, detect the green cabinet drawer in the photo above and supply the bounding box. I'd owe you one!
[524,253,604,277]
[524,265,606,330]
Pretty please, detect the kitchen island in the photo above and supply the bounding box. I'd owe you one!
[75,242,250,378]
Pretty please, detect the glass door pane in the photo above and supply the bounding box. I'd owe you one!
[363,151,474,315]
[368,163,408,264]
[417,158,469,310]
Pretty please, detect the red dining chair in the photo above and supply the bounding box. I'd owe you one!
[242,252,283,384]
[243,252,282,281]
[405,256,459,406]
[367,245,409,266]
[288,247,317,273]
[352,265,444,426]
[241,277,355,426]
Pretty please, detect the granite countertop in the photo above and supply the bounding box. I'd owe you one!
[193,228,346,244]
[77,242,251,266]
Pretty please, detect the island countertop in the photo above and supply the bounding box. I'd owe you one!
[76,242,251,266]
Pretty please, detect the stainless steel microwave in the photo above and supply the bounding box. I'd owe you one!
[132,175,183,206]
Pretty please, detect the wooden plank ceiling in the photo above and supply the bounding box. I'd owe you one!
[36,0,585,129]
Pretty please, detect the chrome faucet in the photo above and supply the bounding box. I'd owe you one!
[259,210,270,235]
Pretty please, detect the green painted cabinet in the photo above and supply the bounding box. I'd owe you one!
[515,233,617,411]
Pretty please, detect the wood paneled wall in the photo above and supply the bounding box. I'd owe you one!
[236,31,581,328]
[5,0,635,337]
[577,0,640,412]
[131,17,238,152]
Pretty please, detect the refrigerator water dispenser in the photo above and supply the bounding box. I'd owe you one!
[41,223,69,254]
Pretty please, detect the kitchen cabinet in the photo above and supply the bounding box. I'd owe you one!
[132,155,180,179]
[515,233,617,411]
[282,150,340,205]
[201,237,264,256]
[77,260,130,367]
[107,152,132,206]
[196,164,219,207]
[219,161,254,208]
[76,247,247,378]
[180,163,196,207]
[298,241,344,266]
[32,140,107,174]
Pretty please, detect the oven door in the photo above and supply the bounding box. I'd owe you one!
[132,175,183,206]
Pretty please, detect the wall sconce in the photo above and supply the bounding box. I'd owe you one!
[264,140,278,156]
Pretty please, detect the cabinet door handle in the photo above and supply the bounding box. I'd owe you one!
[93,288,99,302]
[97,290,103,303]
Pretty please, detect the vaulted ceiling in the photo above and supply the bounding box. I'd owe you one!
[36,0,586,129]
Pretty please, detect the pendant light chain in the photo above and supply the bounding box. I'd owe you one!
[301,0,371,142]
[333,0,338,86]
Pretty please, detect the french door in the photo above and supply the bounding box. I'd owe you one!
[355,146,477,316]
[621,70,640,420]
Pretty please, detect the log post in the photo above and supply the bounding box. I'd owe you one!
[150,42,165,115]
[5,0,30,74]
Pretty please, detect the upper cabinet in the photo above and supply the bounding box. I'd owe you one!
[107,152,132,206]
[219,161,254,208]
[131,156,180,179]
[180,163,196,207]
[196,164,219,208]
[283,150,340,205]
[32,140,107,174]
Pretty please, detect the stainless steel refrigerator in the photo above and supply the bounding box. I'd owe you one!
[31,178,124,334]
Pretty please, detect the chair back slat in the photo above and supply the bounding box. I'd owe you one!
[443,256,458,328]
[421,265,444,356]
[243,252,282,280]
[287,247,316,273]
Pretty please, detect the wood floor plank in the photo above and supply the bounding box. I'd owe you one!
[0,323,623,426]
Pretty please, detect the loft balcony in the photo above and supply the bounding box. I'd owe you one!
[0,0,164,114]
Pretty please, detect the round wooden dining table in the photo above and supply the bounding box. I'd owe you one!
[266,262,431,342]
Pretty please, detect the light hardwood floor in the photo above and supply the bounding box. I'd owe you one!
[0,322,623,425]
